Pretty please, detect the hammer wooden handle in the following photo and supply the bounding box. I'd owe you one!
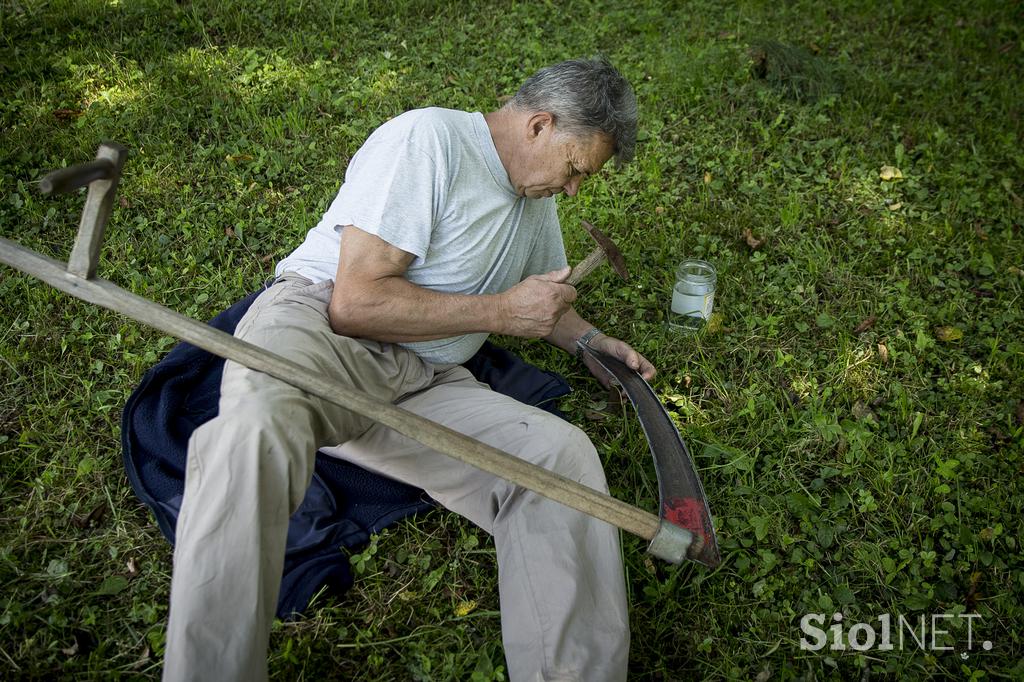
[567,247,606,287]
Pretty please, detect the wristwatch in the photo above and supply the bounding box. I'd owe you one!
[575,327,603,361]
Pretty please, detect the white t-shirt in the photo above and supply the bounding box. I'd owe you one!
[275,108,568,364]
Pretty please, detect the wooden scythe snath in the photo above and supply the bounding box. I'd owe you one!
[1,142,718,566]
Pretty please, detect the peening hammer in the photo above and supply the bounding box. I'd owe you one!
[566,220,630,287]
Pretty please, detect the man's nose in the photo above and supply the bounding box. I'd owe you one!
[564,176,582,196]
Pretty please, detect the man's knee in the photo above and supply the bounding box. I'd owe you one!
[518,414,607,490]
[189,401,318,513]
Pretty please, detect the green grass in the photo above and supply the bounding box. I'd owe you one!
[1,0,1022,679]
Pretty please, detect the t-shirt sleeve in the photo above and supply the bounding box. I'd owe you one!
[320,117,445,261]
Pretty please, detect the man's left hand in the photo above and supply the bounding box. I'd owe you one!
[584,333,656,388]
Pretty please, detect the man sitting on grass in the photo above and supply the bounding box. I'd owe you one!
[163,57,655,682]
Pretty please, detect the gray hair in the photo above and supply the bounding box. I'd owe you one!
[508,57,638,165]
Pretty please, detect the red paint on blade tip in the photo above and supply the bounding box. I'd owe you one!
[664,497,719,566]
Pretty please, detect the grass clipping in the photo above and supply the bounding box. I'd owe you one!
[749,39,842,102]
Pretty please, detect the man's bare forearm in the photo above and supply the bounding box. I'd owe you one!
[328,226,575,343]
[329,275,505,343]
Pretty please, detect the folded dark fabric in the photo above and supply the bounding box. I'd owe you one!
[121,288,571,617]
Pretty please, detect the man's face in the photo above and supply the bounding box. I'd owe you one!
[513,122,615,200]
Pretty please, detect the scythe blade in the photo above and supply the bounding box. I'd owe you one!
[579,342,721,568]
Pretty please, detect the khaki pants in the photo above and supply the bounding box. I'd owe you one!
[163,274,629,682]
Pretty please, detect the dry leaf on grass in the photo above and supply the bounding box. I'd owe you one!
[71,502,107,530]
[852,400,876,422]
[879,165,903,181]
[743,228,764,250]
[853,315,877,334]
[53,108,83,121]
[131,647,152,670]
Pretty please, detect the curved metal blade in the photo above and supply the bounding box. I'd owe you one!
[580,343,721,568]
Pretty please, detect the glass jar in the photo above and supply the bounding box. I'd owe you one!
[668,259,717,333]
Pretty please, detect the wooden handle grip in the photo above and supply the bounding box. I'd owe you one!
[567,247,607,287]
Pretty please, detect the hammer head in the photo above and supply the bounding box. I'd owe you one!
[582,220,629,281]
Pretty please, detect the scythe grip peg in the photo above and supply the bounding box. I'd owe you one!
[39,142,128,280]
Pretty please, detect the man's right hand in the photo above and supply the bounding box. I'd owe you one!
[498,267,577,338]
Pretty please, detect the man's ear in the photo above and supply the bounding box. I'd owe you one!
[527,111,555,141]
